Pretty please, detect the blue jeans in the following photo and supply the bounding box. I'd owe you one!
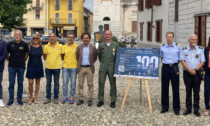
[62,68,77,99]
[8,67,25,102]
[45,68,60,100]
[0,72,3,99]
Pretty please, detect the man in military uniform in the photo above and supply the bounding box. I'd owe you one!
[181,34,205,117]
[160,32,183,115]
[97,30,119,108]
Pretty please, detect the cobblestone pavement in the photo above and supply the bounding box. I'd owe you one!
[0,41,210,126]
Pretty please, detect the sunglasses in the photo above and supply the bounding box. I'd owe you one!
[33,38,39,40]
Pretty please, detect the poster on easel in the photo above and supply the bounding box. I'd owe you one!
[114,47,160,79]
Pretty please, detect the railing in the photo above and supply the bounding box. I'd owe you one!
[30,3,44,9]
[50,18,77,25]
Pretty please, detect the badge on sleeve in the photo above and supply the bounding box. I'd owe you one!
[113,48,116,52]
[195,54,199,58]
[112,48,116,56]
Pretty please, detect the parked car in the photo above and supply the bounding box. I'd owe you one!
[41,37,49,45]
[41,37,64,45]
[25,36,32,44]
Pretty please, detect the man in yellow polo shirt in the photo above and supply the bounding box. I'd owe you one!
[43,33,63,104]
[61,34,78,104]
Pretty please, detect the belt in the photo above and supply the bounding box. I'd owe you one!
[163,63,178,67]
[81,65,91,67]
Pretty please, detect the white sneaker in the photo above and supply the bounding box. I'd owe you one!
[0,99,5,107]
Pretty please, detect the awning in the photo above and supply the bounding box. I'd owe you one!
[63,26,75,30]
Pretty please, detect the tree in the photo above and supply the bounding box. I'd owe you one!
[0,0,32,31]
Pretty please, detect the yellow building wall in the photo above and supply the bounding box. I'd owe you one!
[49,0,84,38]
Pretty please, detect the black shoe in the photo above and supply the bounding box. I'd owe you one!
[76,100,84,105]
[88,100,92,106]
[97,101,104,107]
[110,102,115,108]
[174,111,180,115]
[183,109,192,115]
[160,109,168,113]
[194,110,201,117]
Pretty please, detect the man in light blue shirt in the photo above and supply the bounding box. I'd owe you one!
[181,34,205,117]
[160,31,183,115]
[82,44,90,65]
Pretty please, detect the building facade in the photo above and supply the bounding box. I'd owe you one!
[48,0,84,38]
[92,0,121,38]
[121,0,138,38]
[87,9,93,33]
[137,0,210,48]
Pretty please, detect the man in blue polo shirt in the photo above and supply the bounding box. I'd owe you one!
[7,30,29,106]
[0,38,7,107]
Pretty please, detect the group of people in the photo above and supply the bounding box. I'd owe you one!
[0,30,118,108]
[0,30,210,117]
[160,32,210,117]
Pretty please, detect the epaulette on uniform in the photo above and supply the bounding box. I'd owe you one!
[176,43,180,46]
[160,44,165,47]
[199,46,203,49]
[183,47,187,50]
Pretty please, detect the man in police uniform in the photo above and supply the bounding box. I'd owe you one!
[97,30,119,108]
[181,34,205,117]
[160,32,183,115]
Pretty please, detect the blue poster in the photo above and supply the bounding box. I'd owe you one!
[114,47,160,79]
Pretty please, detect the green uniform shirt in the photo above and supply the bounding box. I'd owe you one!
[97,41,119,71]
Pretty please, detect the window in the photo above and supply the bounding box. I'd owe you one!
[147,22,152,41]
[132,21,137,32]
[55,13,59,23]
[152,0,161,6]
[145,0,152,9]
[138,0,143,11]
[68,0,73,10]
[55,0,60,10]
[36,0,40,7]
[155,20,162,42]
[195,16,206,46]
[35,10,40,19]
[140,23,144,41]
[175,0,179,22]
[68,13,72,23]
[103,17,110,21]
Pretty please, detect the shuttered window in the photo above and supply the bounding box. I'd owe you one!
[68,13,72,23]
[140,23,144,41]
[152,0,161,6]
[36,0,40,7]
[145,0,152,9]
[55,0,60,10]
[68,0,73,10]
[138,0,143,11]
[132,21,137,32]
[147,22,152,42]
[155,20,162,42]
[175,0,179,22]
[195,16,206,46]
[35,10,40,19]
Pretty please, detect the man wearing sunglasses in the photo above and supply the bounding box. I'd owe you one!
[7,30,29,106]
[43,33,63,104]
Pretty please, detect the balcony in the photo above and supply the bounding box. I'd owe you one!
[30,3,44,10]
[50,18,77,25]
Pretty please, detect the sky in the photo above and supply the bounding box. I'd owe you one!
[84,0,93,12]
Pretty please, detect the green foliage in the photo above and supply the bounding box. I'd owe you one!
[0,0,32,31]
[98,37,126,47]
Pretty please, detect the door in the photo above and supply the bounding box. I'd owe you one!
[104,24,109,31]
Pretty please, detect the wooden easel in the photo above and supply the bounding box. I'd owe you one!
[121,78,152,115]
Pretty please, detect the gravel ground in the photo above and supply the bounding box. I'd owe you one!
[0,41,209,126]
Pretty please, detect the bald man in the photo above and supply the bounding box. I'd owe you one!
[97,30,119,108]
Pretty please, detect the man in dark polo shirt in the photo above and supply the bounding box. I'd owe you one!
[7,30,29,106]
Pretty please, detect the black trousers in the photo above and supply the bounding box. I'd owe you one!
[183,70,201,111]
[161,64,180,111]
